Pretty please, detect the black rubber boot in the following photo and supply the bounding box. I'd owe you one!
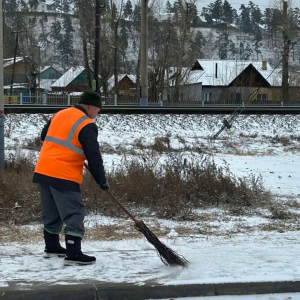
[43,229,66,258]
[64,235,96,265]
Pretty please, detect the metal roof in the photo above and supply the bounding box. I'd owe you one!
[172,59,282,87]
[51,66,85,87]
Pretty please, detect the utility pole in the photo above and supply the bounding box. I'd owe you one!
[94,0,101,93]
[140,0,148,105]
[38,43,41,91]
[0,0,4,170]
[9,23,24,103]
[282,0,291,104]
[10,22,20,103]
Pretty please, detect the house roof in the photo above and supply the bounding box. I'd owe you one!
[4,84,28,89]
[51,66,85,87]
[158,12,175,21]
[40,66,52,73]
[3,57,24,68]
[185,59,281,86]
[107,74,136,91]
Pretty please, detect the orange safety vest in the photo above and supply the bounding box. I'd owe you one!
[35,107,93,184]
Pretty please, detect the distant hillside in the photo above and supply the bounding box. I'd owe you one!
[4,9,300,76]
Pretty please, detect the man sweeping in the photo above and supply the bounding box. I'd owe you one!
[33,90,109,265]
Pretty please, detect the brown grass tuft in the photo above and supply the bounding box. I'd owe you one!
[0,150,274,225]
[0,151,41,225]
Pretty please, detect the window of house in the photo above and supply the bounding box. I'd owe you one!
[204,93,213,102]
[236,93,241,102]
[257,94,267,101]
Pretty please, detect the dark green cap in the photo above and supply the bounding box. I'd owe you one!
[78,90,102,108]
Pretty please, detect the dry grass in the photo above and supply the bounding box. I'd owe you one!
[2,207,298,243]
[99,142,115,154]
[269,204,292,220]
[239,133,258,139]
[81,153,273,220]
[23,136,42,151]
[150,136,171,152]
[270,135,291,147]
[0,146,290,231]
[0,150,41,225]
[0,225,43,244]
[285,199,300,209]
[0,222,169,243]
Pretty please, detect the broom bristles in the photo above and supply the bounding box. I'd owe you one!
[135,220,189,267]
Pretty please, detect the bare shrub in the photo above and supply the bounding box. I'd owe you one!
[290,135,300,143]
[285,199,300,209]
[115,144,129,154]
[176,135,186,145]
[23,136,42,151]
[1,151,273,224]
[133,138,146,150]
[82,154,272,220]
[99,142,115,154]
[0,151,40,225]
[270,135,291,146]
[240,133,258,139]
[151,136,171,152]
[269,204,292,220]
[4,115,17,138]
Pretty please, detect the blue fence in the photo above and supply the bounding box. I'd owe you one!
[4,93,300,107]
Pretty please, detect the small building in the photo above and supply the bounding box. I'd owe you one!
[165,67,203,102]
[3,57,36,87]
[40,66,62,80]
[35,0,56,13]
[22,0,75,13]
[106,74,136,95]
[164,59,284,103]
[51,66,93,93]
[39,66,62,91]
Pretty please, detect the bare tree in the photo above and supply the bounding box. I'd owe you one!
[110,0,124,96]
[173,0,195,103]
[76,0,94,89]
[271,0,299,103]
[282,0,291,103]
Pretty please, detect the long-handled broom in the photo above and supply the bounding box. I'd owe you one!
[84,163,189,267]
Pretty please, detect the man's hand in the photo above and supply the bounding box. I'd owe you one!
[99,181,110,191]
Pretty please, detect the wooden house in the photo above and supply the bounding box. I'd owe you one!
[51,66,93,93]
[39,66,62,91]
[106,74,136,95]
[3,57,36,86]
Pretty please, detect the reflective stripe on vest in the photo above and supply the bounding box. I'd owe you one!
[44,115,89,156]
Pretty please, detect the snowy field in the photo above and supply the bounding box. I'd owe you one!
[1,113,300,293]
[5,113,300,196]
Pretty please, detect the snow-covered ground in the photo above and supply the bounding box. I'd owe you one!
[1,231,300,287]
[1,113,300,291]
[5,113,300,196]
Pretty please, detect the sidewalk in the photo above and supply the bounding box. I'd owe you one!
[1,231,300,299]
[1,281,300,300]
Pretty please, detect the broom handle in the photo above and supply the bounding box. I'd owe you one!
[106,190,139,224]
[84,163,139,224]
